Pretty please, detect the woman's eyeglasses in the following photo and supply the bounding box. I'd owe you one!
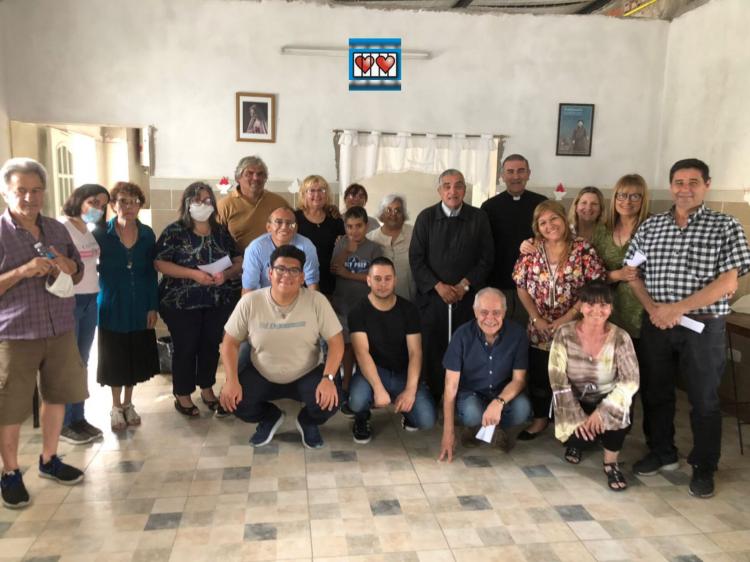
[615,192,643,202]
[116,198,142,207]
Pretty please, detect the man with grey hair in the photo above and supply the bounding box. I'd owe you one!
[481,154,546,324]
[409,169,494,403]
[216,156,288,251]
[438,287,531,462]
[0,158,87,509]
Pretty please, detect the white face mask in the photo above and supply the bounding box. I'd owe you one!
[189,203,214,222]
[46,271,75,299]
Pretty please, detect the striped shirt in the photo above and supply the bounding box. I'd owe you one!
[0,210,82,339]
[625,205,750,315]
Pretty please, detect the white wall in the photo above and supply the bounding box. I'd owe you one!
[0,1,11,164]
[1,0,668,191]
[659,0,750,189]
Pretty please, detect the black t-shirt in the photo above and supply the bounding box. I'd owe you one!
[348,296,421,373]
[295,210,345,296]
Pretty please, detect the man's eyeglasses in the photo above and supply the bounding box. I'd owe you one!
[615,192,643,202]
[271,265,302,276]
[116,198,142,207]
[270,219,296,228]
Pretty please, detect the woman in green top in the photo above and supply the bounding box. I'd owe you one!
[591,174,650,339]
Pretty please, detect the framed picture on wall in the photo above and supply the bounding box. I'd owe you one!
[236,92,276,143]
[556,103,594,156]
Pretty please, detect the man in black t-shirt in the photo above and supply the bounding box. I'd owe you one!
[348,257,437,444]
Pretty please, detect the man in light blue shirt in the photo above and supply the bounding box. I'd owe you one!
[242,206,320,293]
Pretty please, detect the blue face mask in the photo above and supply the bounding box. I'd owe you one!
[81,207,104,224]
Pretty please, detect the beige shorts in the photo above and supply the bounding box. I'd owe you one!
[0,331,88,425]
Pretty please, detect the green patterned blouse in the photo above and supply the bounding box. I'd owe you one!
[591,223,643,338]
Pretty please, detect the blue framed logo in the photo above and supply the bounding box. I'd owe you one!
[349,38,402,91]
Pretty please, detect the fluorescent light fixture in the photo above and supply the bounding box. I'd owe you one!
[281,45,431,59]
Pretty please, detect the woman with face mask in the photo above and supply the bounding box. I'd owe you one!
[58,184,110,445]
[154,182,243,417]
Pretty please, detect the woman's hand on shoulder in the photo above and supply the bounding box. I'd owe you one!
[519,238,537,256]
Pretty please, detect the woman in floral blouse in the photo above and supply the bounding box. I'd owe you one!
[155,182,242,417]
[513,200,604,439]
[548,280,639,491]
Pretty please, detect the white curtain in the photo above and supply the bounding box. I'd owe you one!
[337,130,501,200]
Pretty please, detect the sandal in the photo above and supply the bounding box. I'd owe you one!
[565,446,582,465]
[201,396,219,411]
[603,462,628,491]
[122,403,142,425]
[174,399,200,417]
[111,406,127,431]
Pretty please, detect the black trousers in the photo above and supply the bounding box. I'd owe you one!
[417,289,475,403]
[638,316,726,470]
[234,362,341,426]
[565,401,628,452]
[528,347,552,419]
[160,304,235,396]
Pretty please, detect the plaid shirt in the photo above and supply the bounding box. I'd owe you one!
[0,209,82,339]
[626,204,750,315]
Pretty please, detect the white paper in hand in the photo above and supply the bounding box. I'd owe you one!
[197,255,232,275]
[626,250,647,267]
[475,425,495,444]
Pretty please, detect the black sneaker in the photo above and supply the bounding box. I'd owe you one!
[689,466,715,498]
[1,469,30,509]
[38,455,84,486]
[59,425,96,445]
[74,419,103,439]
[339,402,355,419]
[296,414,324,449]
[352,418,372,444]
[214,404,231,419]
[633,451,679,476]
[250,409,284,447]
[401,415,418,432]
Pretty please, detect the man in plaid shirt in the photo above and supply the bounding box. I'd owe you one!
[626,158,750,499]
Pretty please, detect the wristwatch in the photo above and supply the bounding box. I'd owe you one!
[494,397,506,407]
[462,280,470,292]
[322,373,336,382]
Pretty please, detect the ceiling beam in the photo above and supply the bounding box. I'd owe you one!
[452,0,475,7]
[576,0,616,13]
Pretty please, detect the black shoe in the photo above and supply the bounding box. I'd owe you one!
[352,417,372,444]
[517,430,541,441]
[1,469,30,509]
[689,466,715,498]
[214,404,231,419]
[250,409,284,447]
[633,451,679,476]
[296,413,324,449]
[73,419,103,439]
[38,455,84,486]
[340,402,355,419]
[59,425,96,445]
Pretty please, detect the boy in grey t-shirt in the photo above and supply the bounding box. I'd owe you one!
[331,206,383,396]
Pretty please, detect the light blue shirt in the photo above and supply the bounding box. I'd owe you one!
[242,233,320,290]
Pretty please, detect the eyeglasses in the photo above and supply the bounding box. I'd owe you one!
[9,187,45,197]
[615,192,643,202]
[477,309,503,319]
[192,198,213,205]
[241,169,267,179]
[384,207,403,215]
[270,219,296,228]
[308,188,327,195]
[271,265,302,276]
[116,198,142,207]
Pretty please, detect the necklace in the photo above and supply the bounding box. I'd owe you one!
[269,292,299,319]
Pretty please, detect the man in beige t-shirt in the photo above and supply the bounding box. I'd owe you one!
[216,156,288,252]
[220,245,344,449]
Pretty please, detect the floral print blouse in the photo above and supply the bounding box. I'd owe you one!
[512,238,604,348]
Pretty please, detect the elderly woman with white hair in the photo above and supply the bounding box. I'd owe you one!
[366,193,415,301]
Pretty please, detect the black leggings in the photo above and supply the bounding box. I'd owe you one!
[565,401,628,452]
[528,347,552,419]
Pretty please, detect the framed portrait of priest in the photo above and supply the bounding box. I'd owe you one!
[556,103,594,156]
[236,92,276,143]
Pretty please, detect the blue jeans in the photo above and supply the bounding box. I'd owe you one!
[348,366,436,429]
[65,293,98,426]
[455,388,531,428]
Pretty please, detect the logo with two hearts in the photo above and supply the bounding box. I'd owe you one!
[349,38,402,91]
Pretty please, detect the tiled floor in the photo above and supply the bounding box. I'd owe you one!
[2,366,750,562]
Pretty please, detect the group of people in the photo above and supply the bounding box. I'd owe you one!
[1,151,748,511]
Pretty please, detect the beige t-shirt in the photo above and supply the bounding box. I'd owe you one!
[224,287,342,384]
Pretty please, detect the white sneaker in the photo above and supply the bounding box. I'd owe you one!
[111,407,127,431]
[122,403,141,426]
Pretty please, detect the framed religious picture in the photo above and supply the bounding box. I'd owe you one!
[236,92,276,143]
[556,103,594,156]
